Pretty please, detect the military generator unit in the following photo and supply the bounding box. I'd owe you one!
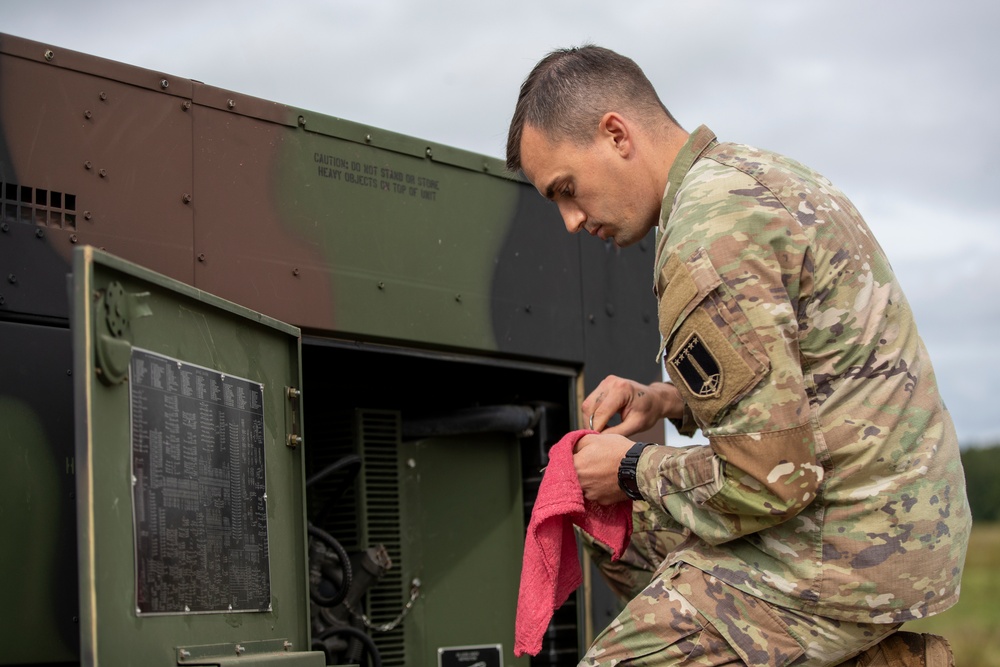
[0,33,663,667]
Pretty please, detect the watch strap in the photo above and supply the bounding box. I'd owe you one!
[618,441,653,500]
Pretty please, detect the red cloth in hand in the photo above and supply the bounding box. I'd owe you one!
[514,429,633,657]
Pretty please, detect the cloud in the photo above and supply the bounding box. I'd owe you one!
[4,0,999,444]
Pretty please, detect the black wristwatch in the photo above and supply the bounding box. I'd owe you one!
[618,442,653,500]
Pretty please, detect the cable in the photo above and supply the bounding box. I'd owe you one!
[307,522,353,608]
[313,625,383,667]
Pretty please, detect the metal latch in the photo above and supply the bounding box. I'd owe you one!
[285,386,302,448]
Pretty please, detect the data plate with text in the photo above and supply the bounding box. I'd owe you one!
[129,347,270,614]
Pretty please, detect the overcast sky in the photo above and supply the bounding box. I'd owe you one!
[5,0,999,446]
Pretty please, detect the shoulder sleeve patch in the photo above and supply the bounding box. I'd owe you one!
[668,307,760,424]
[657,249,770,428]
[671,327,722,398]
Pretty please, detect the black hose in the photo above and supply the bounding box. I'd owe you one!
[402,404,539,438]
[307,453,362,489]
[314,625,383,667]
[307,522,353,608]
[307,453,362,524]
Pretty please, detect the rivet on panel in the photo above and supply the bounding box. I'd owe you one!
[99,91,107,101]
[70,234,78,244]
[84,110,92,119]
[292,268,300,277]
[1,223,8,233]
[182,193,192,204]
[7,274,17,284]
[197,253,206,262]
[160,79,169,90]
[377,281,385,290]
[182,100,192,111]
[365,134,372,143]
[298,115,306,127]
[455,294,462,303]
[84,211,92,220]
[84,161,93,170]
[425,147,433,158]
[44,50,54,61]
[99,169,107,178]
[227,99,236,109]
[35,228,44,239]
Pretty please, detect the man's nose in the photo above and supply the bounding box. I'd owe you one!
[559,202,586,234]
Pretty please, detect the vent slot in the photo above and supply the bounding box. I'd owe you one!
[308,409,406,667]
[1,181,77,229]
[356,410,405,666]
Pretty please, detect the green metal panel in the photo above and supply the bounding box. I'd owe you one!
[71,245,320,665]
[397,433,528,667]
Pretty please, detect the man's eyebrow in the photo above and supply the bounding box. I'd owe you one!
[541,177,560,200]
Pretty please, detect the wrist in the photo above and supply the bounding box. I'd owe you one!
[655,382,685,421]
[617,441,654,500]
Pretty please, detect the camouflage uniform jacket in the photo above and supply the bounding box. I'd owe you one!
[637,124,970,623]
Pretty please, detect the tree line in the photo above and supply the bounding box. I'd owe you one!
[962,444,1000,522]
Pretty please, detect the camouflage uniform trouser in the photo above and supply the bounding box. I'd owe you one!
[579,502,900,667]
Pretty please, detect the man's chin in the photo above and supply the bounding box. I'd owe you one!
[609,232,636,248]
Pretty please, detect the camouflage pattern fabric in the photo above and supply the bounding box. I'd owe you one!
[582,560,900,666]
[578,500,691,604]
[629,125,970,629]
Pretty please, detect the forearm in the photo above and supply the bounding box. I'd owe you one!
[635,425,822,545]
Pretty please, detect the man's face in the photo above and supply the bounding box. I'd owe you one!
[519,123,656,248]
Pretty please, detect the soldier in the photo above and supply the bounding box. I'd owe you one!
[506,45,969,666]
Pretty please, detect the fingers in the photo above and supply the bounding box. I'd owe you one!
[582,375,628,432]
[583,375,655,434]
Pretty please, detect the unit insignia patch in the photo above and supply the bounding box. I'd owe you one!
[669,332,722,398]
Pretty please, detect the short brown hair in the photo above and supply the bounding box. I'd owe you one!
[505,45,675,172]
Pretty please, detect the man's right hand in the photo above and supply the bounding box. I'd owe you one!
[582,376,684,436]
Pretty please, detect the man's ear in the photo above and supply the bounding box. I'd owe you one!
[600,112,632,157]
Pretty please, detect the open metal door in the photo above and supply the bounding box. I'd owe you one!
[71,245,322,666]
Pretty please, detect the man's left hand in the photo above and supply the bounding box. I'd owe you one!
[573,433,635,505]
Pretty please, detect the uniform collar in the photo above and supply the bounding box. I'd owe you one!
[659,125,718,232]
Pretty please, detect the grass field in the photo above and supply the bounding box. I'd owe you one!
[902,521,1000,666]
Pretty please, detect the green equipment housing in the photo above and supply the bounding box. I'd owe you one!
[0,33,664,667]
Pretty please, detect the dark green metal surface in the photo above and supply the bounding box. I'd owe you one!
[397,432,528,667]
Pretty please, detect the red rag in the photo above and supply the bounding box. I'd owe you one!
[513,429,633,657]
